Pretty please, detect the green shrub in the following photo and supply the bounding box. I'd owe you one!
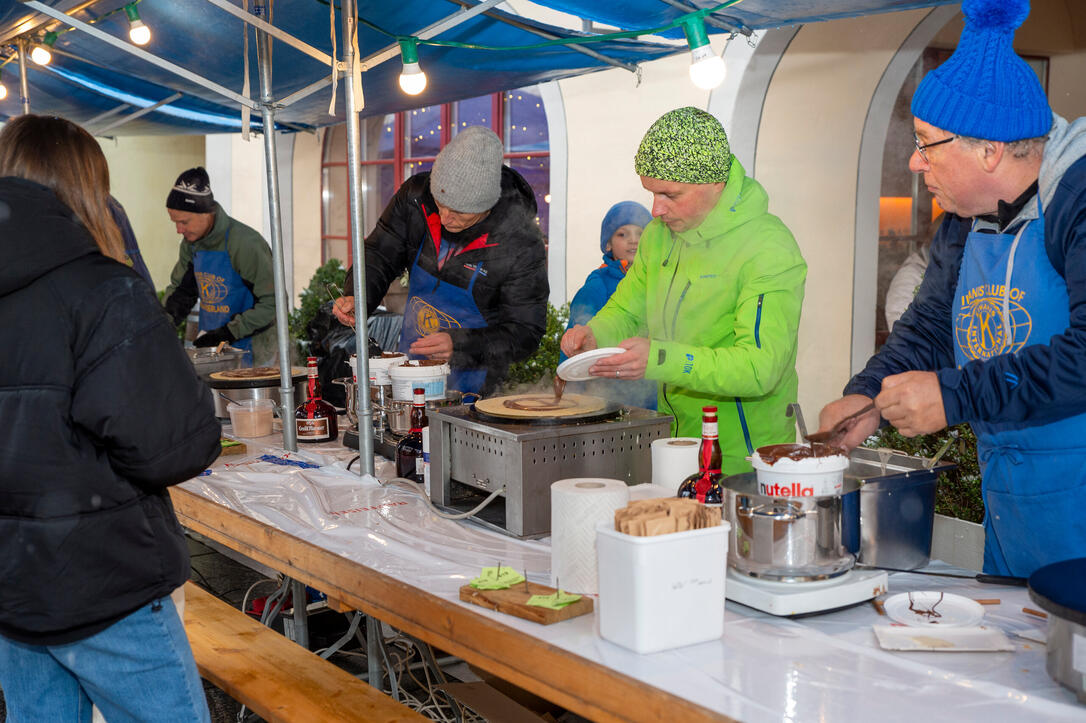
[289,259,346,358]
[862,423,984,523]
[501,303,570,388]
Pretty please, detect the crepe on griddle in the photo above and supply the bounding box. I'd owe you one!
[474,393,607,419]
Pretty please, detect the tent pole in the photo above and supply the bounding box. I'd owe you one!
[17,37,30,115]
[342,0,375,477]
[254,0,297,451]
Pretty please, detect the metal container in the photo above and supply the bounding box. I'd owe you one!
[429,405,671,538]
[724,473,859,582]
[209,370,307,419]
[386,390,479,435]
[1028,558,1086,703]
[849,447,955,570]
[186,346,246,381]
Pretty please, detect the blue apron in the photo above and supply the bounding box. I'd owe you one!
[398,234,488,395]
[952,206,1086,577]
[194,227,256,362]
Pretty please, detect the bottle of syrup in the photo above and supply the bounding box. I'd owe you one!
[395,387,428,482]
[677,406,724,508]
[295,356,339,443]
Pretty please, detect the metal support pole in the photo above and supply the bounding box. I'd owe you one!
[17,37,30,115]
[341,0,375,476]
[290,578,309,649]
[254,0,297,450]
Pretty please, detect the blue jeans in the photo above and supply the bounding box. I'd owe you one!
[0,596,210,723]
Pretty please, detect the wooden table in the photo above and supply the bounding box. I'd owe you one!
[170,486,730,723]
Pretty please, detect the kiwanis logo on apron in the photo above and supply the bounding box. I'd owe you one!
[195,270,231,314]
[406,296,461,335]
[954,283,1032,361]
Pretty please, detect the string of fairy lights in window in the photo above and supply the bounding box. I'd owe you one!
[318,0,746,96]
[0,1,152,99]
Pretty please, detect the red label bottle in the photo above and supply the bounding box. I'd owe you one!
[295,356,339,443]
[396,387,428,482]
[677,406,724,507]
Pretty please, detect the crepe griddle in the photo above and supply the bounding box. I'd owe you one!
[470,393,623,426]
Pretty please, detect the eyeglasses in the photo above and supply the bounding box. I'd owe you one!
[913,132,957,162]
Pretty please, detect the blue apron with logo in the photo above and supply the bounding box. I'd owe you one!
[952,207,1086,577]
[399,237,488,395]
[194,227,255,361]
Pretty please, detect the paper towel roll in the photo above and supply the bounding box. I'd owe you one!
[551,478,629,595]
[651,437,701,494]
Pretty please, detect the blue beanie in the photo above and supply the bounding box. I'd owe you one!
[600,201,652,254]
[911,0,1051,142]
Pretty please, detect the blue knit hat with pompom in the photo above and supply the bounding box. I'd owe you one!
[911,0,1051,141]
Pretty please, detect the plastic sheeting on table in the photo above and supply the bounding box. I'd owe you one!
[181,438,1085,722]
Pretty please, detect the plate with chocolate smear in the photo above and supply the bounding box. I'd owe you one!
[883,591,984,627]
[556,347,626,381]
[474,392,608,419]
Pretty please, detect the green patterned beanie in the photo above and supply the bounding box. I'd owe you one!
[634,107,731,184]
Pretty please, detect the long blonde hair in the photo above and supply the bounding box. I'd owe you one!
[0,115,124,261]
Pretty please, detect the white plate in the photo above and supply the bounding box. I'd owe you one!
[556,347,626,381]
[872,625,1014,652]
[883,591,984,627]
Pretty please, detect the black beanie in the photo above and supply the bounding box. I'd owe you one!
[166,167,215,213]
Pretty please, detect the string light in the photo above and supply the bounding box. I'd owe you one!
[30,31,57,66]
[682,17,726,90]
[125,3,151,46]
[397,38,427,96]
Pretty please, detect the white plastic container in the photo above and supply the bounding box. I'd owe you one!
[388,360,450,401]
[750,444,849,497]
[356,352,406,386]
[227,399,275,438]
[596,520,729,654]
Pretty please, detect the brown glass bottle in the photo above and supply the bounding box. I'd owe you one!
[677,406,724,507]
[396,388,428,482]
[295,356,339,443]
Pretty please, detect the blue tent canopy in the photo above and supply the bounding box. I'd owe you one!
[0,0,957,135]
[0,0,682,134]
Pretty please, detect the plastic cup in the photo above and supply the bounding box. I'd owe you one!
[227,399,275,438]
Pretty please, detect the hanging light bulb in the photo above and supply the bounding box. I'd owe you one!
[397,38,427,96]
[30,31,57,66]
[125,3,151,46]
[682,17,726,90]
[0,70,7,101]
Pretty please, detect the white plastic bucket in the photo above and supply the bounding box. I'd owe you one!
[596,521,729,654]
[388,360,450,401]
[750,444,849,497]
[363,352,407,386]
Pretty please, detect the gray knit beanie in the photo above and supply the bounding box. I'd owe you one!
[430,126,503,213]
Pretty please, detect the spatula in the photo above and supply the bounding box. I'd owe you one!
[804,402,876,444]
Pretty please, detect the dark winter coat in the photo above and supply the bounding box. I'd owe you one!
[346,166,548,394]
[0,177,221,645]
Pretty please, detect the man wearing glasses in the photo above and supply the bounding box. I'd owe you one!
[816,0,1086,578]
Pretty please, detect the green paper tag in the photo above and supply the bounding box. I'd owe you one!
[526,590,581,610]
[470,567,525,590]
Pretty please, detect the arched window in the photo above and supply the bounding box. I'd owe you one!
[320,86,551,269]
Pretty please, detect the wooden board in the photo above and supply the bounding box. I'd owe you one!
[220,438,248,456]
[459,581,593,625]
[474,393,606,419]
[182,582,425,723]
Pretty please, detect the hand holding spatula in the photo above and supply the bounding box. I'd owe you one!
[806,402,877,445]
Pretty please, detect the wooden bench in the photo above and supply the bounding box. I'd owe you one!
[182,581,426,723]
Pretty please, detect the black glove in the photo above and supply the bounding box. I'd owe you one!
[193,325,236,348]
[164,291,194,326]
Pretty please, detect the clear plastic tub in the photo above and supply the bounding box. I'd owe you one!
[227,398,275,438]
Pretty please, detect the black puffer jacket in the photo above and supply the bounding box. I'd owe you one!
[0,178,221,645]
[346,166,549,394]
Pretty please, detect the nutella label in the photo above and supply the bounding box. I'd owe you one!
[757,479,842,497]
[296,418,330,440]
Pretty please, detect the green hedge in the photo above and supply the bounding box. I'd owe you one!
[501,303,569,389]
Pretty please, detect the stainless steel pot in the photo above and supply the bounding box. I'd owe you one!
[186,345,246,381]
[386,390,480,435]
[724,473,860,582]
[1028,558,1086,703]
[209,372,307,419]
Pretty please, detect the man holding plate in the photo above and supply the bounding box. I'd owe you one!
[561,107,807,474]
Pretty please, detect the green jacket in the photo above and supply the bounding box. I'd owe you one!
[163,203,278,365]
[587,158,806,473]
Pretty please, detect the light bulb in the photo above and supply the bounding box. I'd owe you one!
[689,45,726,90]
[0,83,7,101]
[129,19,151,45]
[30,44,51,65]
[399,62,427,95]
[125,4,151,46]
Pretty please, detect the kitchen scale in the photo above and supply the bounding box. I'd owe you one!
[726,568,888,616]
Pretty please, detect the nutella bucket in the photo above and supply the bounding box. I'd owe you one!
[750,443,849,497]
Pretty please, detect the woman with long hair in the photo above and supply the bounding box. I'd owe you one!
[0,114,221,722]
